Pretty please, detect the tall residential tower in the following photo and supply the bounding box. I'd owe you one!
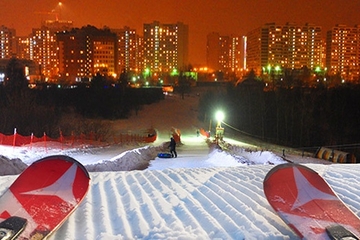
[57,26,117,82]
[246,22,323,75]
[143,21,189,73]
[31,20,73,81]
[206,32,242,75]
[326,24,360,81]
[0,25,17,59]
[112,26,140,74]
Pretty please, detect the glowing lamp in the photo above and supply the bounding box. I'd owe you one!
[215,111,225,123]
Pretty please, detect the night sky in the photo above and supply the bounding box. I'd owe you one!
[1,0,359,65]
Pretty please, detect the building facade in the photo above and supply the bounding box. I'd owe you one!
[111,26,140,74]
[57,26,117,82]
[16,36,32,60]
[31,20,73,81]
[326,24,360,81]
[246,22,323,75]
[0,25,17,59]
[206,32,242,75]
[206,32,222,72]
[143,21,189,73]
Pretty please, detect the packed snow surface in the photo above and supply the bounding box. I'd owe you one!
[0,90,359,239]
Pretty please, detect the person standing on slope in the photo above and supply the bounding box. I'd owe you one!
[169,137,177,158]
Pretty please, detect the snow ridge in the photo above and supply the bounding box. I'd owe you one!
[46,163,360,240]
[49,166,301,239]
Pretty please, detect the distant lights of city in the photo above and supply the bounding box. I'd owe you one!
[0,0,359,85]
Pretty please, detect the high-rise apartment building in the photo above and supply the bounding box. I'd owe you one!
[206,32,221,71]
[111,26,140,73]
[31,20,73,81]
[229,35,241,73]
[206,32,241,74]
[136,36,144,72]
[241,36,247,71]
[57,26,117,82]
[16,36,32,60]
[246,22,323,75]
[326,24,360,81]
[143,21,189,73]
[0,25,17,59]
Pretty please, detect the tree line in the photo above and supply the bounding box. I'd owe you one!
[198,73,360,160]
[0,58,164,139]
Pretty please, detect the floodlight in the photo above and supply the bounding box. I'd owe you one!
[215,111,225,122]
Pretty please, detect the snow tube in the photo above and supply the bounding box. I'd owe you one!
[157,153,172,158]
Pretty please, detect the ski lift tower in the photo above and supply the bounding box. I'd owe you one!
[215,111,224,144]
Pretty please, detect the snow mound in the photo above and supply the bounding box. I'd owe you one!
[86,145,164,171]
[0,156,27,176]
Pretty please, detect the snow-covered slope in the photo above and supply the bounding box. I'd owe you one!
[0,90,359,239]
[1,164,358,239]
[59,166,290,239]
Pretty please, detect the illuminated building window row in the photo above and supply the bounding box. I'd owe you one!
[247,23,323,76]
[143,21,188,73]
[2,21,189,82]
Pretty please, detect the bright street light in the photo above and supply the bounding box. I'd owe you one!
[215,111,225,123]
[215,110,225,143]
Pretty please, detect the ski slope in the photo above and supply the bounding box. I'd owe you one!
[0,161,359,239]
[0,90,359,239]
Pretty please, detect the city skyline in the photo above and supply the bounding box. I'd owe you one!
[1,0,359,65]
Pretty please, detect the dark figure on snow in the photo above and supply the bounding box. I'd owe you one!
[169,137,177,158]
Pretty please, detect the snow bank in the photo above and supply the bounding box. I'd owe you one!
[0,138,290,176]
[86,145,164,171]
[0,155,27,175]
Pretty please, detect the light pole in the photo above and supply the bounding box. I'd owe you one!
[216,111,224,128]
[215,111,225,144]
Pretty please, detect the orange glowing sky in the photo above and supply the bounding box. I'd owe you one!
[1,0,359,65]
